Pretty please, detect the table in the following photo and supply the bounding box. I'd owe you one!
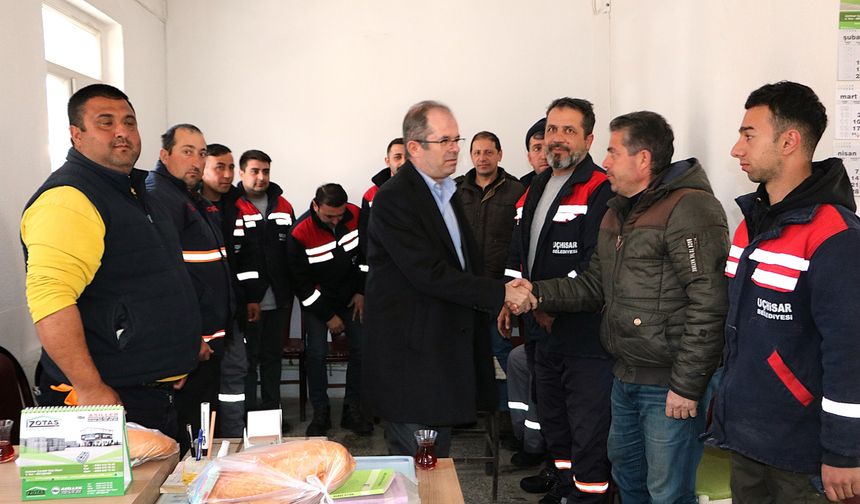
[418,458,464,504]
[0,450,178,504]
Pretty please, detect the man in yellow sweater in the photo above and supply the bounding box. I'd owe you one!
[20,84,200,439]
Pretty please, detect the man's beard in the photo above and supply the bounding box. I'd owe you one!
[546,143,585,170]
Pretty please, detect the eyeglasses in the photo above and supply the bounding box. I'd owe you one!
[419,137,465,148]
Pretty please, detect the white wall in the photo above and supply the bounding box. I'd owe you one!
[610,0,840,229]
[166,0,842,230]
[0,0,167,378]
[164,0,611,209]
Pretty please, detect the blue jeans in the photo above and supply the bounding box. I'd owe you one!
[607,378,707,504]
[304,308,363,410]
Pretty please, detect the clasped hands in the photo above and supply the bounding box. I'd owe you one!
[504,278,537,315]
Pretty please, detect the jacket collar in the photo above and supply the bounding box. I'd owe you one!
[67,147,148,196]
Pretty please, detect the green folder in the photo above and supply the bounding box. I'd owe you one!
[331,468,395,499]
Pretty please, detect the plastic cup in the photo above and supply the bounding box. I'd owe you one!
[0,419,15,463]
[414,429,438,470]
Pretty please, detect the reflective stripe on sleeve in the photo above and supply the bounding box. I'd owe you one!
[218,393,245,402]
[237,271,259,281]
[302,289,322,307]
[183,249,225,263]
[504,269,523,279]
[507,401,528,411]
[524,419,541,430]
[822,397,860,418]
[202,330,226,342]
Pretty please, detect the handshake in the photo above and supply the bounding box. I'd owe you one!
[504,278,537,315]
[498,278,554,339]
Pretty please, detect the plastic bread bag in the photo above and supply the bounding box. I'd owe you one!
[187,439,356,503]
[126,422,179,467]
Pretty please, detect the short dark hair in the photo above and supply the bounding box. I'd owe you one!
[402,100,452,158]
[745,81,827,157]
[546,97,596,136]
[67,84,134,130]
[239,149,272,170]
[206,143,231,157]
[387,138,404,154]
[314,183,348,207]
[609,111,675,176]
[161,124,202,152]
[470,131,501,152]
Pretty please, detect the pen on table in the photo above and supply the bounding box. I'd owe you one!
[186,424,193,454]
[196,428,203,461]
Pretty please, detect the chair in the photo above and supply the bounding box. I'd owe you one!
[696,445,732,503]
[0,346,37,444]
[281,313,351,422]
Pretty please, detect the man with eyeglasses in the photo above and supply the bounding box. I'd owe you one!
[146,124,235,454]
[499,98,614,503]
[363,101,520,457]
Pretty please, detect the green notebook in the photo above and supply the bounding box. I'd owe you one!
[331,468,395,499]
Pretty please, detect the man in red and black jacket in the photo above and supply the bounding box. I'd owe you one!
[500,98,613,503]
[288,183,370,437]
[358,138,405,268]
[232,149,295,416]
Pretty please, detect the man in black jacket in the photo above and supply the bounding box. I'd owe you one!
[456,131,525,415]
[232,150,295,416]
[201,143,247,437]
[500,98,614,504]
[358,138,405,267]
[146,124,235,453]
[363,100,518,457]
[288,184,370,437]
[520,118,550,188]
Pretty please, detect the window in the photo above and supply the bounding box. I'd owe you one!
[42,1,122,170]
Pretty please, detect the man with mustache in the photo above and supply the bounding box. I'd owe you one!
[455,131,525,415]
[232,150,295,419]
[520,117,550,188]
[146,124,235,454]
[509,111,729,503]
[21,84,200,439]
[200,143,249,438]
[500,98,613,503]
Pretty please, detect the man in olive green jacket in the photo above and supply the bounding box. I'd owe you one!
[505,111,728,504]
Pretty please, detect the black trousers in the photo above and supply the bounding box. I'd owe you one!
[175,355,221,456]
[730,452,827,504]
[534,346,613,502]
[244,305,290,411]
[39,372,179,441]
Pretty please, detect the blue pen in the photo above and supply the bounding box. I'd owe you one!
[196,428,203,461]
